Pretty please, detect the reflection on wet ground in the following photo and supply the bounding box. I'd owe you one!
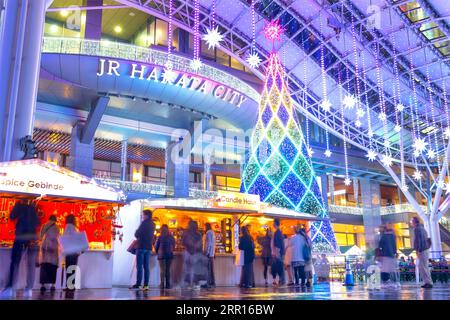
[2,283,449,300]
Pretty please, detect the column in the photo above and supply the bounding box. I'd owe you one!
[0,0,24,161]
[85,0,103,40]
[120,140,128,181]
[11,0,49,160]
[165,141,189,198]
[67,122,94,177]
[353,178,360,207]
[360,179,382,251]
[328,174,335,205]
[203,162,211,191]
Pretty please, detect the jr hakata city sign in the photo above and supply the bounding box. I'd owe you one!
[96,59,248,108]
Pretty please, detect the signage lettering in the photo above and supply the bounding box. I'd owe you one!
[96,59,248,108]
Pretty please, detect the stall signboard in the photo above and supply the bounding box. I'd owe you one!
[212,191,260,211]
[0,160,121,202]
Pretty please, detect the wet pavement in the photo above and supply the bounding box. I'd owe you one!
[1,282,449,300]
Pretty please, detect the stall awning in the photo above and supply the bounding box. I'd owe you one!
[0,159,123,203]
[144,192,324,222]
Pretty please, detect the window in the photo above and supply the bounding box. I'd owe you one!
[144,166,165,183]
[214,176,241,191]
[335,232,356,246]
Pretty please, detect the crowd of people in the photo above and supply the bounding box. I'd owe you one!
[1,201,447,296]
[1,198,86,298]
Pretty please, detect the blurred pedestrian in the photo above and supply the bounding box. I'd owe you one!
[155,224,175,289]
[203,223,216,288]
[239,226,255,288]
[39,215,60,293]
[131,209,155,291]
[378,223,399,288]
[284,234,294,286]
[182,220,203,289]
[1,199,40,298]
[412,217,433,289]
[271,218,285,286]
[257,228,272,287]
[63,214,83,291]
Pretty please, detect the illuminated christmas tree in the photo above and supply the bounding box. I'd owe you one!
[241,20,338,253]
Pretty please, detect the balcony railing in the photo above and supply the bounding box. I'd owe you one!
[328,204,428,216]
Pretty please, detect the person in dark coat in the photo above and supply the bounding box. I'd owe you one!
[239,225,255,288]
[412,217,433,288]
[271,218,285,286]
[257,228,272,287]
[131,209,155,290]
[378,223,398,286]
[2,199,40,298]
[155,224,175,289]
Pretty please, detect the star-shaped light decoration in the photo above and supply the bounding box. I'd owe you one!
[413,149,421,158]
[445,182,450,194]
[344,177,352,186]
[426,149,436,160]
[320,99,332,112]
[413,170,423,181]
[190,58,202,71]
[202,26,224,50]
[437,179,445,189]
[324,149,332,158]
[246,52,262,69]
[263,19,285,42]
[368,130,374,138]
[378,112,387,122]
[162,68,178,84]
[444,127,450,139]
[394,125,402,133]
[384,139,391,148]
[381,154,393,167]
[401,184,409,192]
[356,108,365,118]
[343,94,356,109]
[307,147,314,157]
[413,137,428,154]
[355,120,362,128]
[396,103,405,112]
[366,150,377,162]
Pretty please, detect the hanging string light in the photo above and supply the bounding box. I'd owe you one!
[350,16,364,129]
[442,64,450,139]
[162,0,178,83]
[388,13,405,188]
[319,14,331,157]
[338,69,351,186]
[191,0,202,71]
[202,0,223,50]
[405,30,422,182]
[360,48,376,161]
[304,59,313,157]
[246,0,262,68]
[374,41,390,153]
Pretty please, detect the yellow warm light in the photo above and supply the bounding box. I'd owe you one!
[114,25,123,34]
[60,10,69,17]
[50,24,59,34]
